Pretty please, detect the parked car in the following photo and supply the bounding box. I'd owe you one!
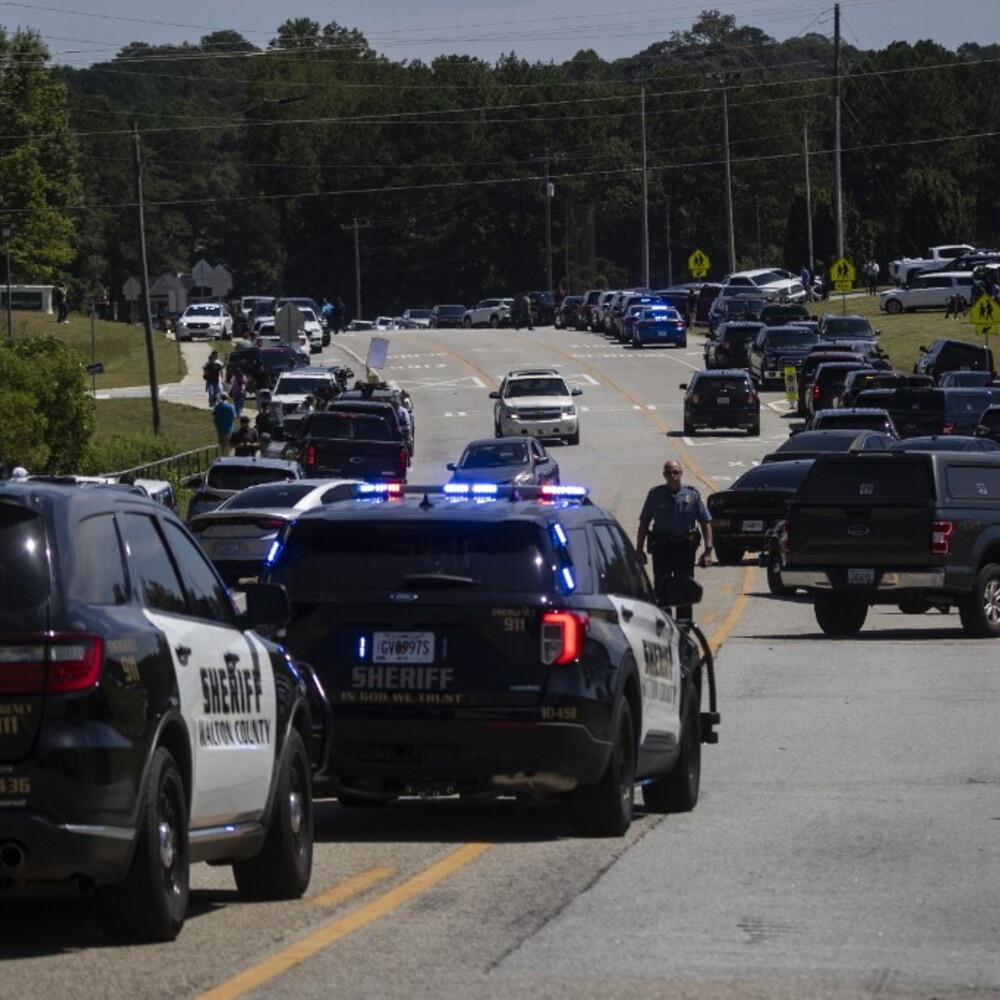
[528,290,557,325]
[579,288,605,330]
[703,320,762,369]
[623,304,687,348]
[747,325,822,390]
[937,370,996,388]
[879,272,975,313]
[816,312,879,341]
[839,369,933,407]
[188,478,364,584]
[721,268,807,303]
[974,405,1000,444]
[760,429,895,463]
[805,361,875,415]
[800,407,899,439]
[226,345,310,394]
[913,338,994,382]
[889,435,1000,452]
[462,298,512,328]
[707,459,815,567]
[186,456,306,521]
[490,367,582,444]
[175,303,233,341]
[679,369,760,436]
[705,294,767,336]
[554,294,585,329]
[446,436,560,486]
[429,304,467,328]
[400,308,432,328]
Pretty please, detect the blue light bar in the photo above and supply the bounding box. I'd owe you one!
[560,566,577,592]
[551,522,569,546]
[443,482,499,496]
[265,540,281,566]
[357,482,403,497]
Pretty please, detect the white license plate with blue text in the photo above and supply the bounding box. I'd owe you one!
[373,631,435,663]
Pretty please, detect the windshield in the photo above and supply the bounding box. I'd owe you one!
[765,329,818,348]
[271,519,552,593]
[460,442,531,468]
[823,316,873,337]
[731,463,811,490]
[206,466,300,491]
[223,483,318,509]
[274,377,327,395]
[185,305,222,316]
[506,378,569,398]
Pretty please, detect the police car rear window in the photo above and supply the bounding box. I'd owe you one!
[0,503,49,625]
[799,458,934,500]
[272,520,553,593]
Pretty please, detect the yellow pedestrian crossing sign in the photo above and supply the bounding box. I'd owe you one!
[688,249,710,278]
[829,257,856,291]
[971,293,1000,336]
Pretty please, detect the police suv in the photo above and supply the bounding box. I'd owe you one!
[262,482,719,836]
[0,481,315,942]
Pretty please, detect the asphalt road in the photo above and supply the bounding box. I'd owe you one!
[7,323,999,1000]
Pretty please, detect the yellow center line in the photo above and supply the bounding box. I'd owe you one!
[305,865,397,909]
[200,843,492,1000]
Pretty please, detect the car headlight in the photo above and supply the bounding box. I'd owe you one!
[513,470,534,485]
[561,405,577,417]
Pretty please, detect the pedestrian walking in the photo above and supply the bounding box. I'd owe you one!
[212,394,237,454]
[866,259,880,295]
[228,367,248,415]
[203,349,224,407]
[635,460,713,620]
[229,415,260,457]
[54,284,69,323]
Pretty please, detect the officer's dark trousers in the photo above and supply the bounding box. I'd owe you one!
[651,536,698,621]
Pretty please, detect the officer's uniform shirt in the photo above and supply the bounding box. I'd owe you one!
[640,483,710,537]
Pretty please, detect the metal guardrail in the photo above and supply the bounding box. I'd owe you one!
[106,443,220,483]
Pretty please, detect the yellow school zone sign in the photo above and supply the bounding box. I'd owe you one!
[970,293,1000,336]
[829,258,856,291]
[688,250,710,278]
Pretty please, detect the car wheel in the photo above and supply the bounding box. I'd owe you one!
[642,686,700,813]
[233,730,313,900]
[766,544,794,596]
[814,593,868,637]
[567,428,580,446]
[678,338,688,348]
[958,563,1000,637]
[683,419,695,436]
[569,700,635,837]
[714,544,743,566]
[747,422,760,436]
[884,299,903,315]
[490,315,499,328]
[96,747,189,943]
[462,317,472,328]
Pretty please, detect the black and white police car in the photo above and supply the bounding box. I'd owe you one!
[262,482,719,836]
[0,480,316,942]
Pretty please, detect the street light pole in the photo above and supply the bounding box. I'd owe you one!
[1,222,12,340]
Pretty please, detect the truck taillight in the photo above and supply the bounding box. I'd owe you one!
[812,382,821,399]
[0,634,104,695]
[304,444,316,467]
[931,521,954,555]
[778,519,790,556]
[541,611,588,665]
[942,422,955,435]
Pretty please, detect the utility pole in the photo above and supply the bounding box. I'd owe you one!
[132,122,160,436]
[341,218,371,322]
[833,2,844,258]
[531,150,561,290]
[804,115,815,276]
[640,85,650,288]
[721,82,737,273]
[665,195,674,287]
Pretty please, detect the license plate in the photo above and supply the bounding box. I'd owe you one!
[213,541,241,556]
[717,395,730,404]
[373,631,435,663]
[742,519,764,532]
[847,568,875,585]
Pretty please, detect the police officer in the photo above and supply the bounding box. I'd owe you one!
[636,460,713,620]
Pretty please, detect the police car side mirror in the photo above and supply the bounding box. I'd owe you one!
[679,383,688,390]
[446,462,457,471]
[571,387,583,396]
[243,582,291,628]
[489,391,500,399]
[660,577,703,609]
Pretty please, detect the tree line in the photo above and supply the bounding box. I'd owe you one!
[1,10,998,319]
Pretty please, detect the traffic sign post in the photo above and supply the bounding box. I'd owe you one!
[970,293,1000,340]
[829,257,856,294]
[274,303,304,346]
[688,249,710,279]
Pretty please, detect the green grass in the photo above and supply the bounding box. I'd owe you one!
[10,309,187,387]
[818,290,988,372]
[92,398,219,451]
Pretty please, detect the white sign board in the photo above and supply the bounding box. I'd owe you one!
[190,258,214,286]
[274,303,304,345]
[122,277,141,301]
[209,264,232,297]
[366,336,390,372]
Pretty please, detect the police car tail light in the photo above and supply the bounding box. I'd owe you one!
[0,634,104,694]
[931,520,954,555]
[541,611,588,665]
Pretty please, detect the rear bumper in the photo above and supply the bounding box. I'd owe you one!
[782,568,947,590]
[0,812,134,886]
[324,716,612,786]
[686,408,757,429]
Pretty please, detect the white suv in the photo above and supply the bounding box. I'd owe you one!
[879,272,975,314]
[722,268,807,303]
[463,297,513,328]
[490,367,582,445]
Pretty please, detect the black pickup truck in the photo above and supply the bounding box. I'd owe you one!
[780,451,1000,637]
[282,408,409,482]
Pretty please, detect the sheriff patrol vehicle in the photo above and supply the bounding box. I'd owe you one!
[263,482,719,836]
[0,480,315,942]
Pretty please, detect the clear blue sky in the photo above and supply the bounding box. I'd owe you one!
[0,0,993,67]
